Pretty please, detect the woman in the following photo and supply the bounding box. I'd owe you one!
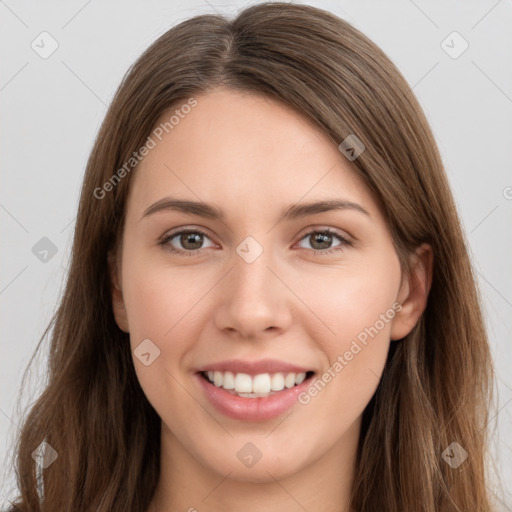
[7,2,496,511]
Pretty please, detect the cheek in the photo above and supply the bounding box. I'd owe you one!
[294,256,401,348]
[122,264,199,424]
[294,255,400,411]
[121,252,198,349]
[296,300,393,448]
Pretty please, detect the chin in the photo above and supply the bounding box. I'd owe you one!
[202,442,310,483]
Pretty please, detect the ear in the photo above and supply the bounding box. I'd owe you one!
[390,243,433,341]
[108,249,130,333]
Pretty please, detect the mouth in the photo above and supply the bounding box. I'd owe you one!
[198,370,316,398]
[194,358,317,421]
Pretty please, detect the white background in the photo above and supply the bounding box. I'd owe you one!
[1,0,511,508]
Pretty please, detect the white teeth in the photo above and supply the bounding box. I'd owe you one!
[222,371,235,390]
[213,371,223,387]
[252,373,271,394]
[270,373,285,391]
[284,373,296,388]
[295,373,306,385]
[203,370,309,396]
[234,373,253,393]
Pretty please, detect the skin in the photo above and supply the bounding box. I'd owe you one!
[110,87,432,512]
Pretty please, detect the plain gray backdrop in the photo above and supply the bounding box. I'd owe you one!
[1,0,511,508]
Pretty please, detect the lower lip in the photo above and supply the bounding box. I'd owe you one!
[195,373,313,422]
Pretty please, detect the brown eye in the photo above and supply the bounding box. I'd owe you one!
[160,229,215,256]
[178,232,204,250]
[309,232,334,250]
[296,228,352,254]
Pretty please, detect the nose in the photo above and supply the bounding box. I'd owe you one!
[213,239,293,340]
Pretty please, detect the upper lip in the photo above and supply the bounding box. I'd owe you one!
[195,358,314,376]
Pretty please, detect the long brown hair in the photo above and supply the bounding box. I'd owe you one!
[8,2,496,510]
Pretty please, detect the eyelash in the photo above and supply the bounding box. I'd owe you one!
[158,227,353,257]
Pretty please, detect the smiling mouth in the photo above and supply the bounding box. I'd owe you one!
[199,370,315,398]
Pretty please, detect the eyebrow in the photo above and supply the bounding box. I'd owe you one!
[139,196,370,222]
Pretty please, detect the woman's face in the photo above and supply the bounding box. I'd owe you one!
[111,87,418,483]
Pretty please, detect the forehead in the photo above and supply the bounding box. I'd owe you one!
[127,87,377,221]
